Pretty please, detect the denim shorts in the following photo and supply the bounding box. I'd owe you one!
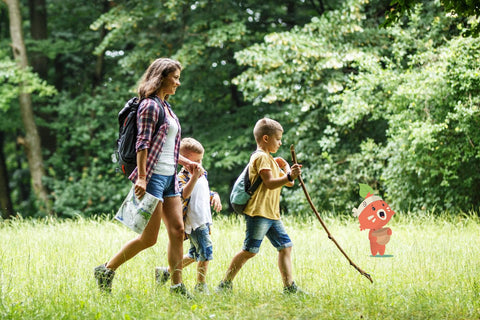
[146,174,180,202]
[187,224,213,262]
[242,215,293,254]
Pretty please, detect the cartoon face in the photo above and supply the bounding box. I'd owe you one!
[353,195,395,231]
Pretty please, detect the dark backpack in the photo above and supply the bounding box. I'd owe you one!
[116,96,164,176]
[230,159,262,214]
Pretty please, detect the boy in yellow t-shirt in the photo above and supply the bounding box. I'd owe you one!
[216,118,304,294]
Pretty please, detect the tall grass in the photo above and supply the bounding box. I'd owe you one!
[0,213,479,319]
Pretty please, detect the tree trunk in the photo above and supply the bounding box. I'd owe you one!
[85,0,109,160]
[29,0,47,79]
[29,0,57,154]
[0,131,14,219]
[5,0,53,215]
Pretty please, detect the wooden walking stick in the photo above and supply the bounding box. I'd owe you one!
[290,145,373,284]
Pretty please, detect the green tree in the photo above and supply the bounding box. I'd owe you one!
[42,0,120,217]
[382,0,480,36]
[2,0,332,217]
[84,0,338,215]
[2,0,478,217]
[1,0,115,217]
[3,0,58,215]
[233,0,479,213]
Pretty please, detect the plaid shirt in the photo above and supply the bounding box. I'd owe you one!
[177,167,218,217]
[128,97,181,194]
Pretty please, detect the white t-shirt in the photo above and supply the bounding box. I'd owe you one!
[153,114,178,175]
[184,175,212,234]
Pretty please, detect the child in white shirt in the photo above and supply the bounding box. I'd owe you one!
[155,137,222,294]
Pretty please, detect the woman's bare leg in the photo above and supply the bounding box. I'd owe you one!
[161,196,185,285]
[106,202,163,270]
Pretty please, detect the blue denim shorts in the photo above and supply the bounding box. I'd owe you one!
[146,174,180,202]
[187,224,213,262]
[243,215,293,254]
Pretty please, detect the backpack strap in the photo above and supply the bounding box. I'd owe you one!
[247,174,262,195]
[146,95,165,136]
[244,151,262,195]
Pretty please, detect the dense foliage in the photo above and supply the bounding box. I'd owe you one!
[1,0,478,217]
[233,0,480,213]
[382,0,480,36]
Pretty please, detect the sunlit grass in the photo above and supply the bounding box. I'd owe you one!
[0,213,479,319]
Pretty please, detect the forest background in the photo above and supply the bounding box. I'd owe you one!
[1,0,479,219]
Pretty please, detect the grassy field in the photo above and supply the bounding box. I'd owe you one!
[0,213,479,319]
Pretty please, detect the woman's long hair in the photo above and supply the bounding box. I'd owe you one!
[137,58,182,100]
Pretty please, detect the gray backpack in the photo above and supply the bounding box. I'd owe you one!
[230,160,262,214]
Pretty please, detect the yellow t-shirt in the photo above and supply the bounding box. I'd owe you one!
[244,151,285,220]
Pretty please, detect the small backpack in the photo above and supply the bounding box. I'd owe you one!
[230,159,262,214]
[115,96,164,176]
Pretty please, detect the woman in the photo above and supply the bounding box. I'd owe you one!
[95,58,197,298]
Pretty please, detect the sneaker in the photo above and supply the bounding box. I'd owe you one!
[215,280,233,294]
[283,281,307,295]
[155,267,170,286]
[94,264,115,293]
[194,282,210,295]
[170,283,194,299]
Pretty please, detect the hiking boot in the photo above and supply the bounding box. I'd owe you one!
[194,282,210,295]
[94,264,115,293]
[283,281,307,295]
[170,283,194,299]
[155,266,170,286]
[215,280,233,294]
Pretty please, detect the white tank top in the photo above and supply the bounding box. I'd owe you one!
[153,113,178,175]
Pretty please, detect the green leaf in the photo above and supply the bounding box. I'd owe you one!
[359,183,374,198]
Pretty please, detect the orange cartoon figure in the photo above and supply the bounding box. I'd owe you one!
[352,184,395,256]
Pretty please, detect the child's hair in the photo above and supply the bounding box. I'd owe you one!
[253,118,284,143]
[180,137,204,155]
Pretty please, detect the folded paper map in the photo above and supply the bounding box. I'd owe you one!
[115,186,160,234]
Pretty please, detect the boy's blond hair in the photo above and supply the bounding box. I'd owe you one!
[180,137,204,155]
[253,118,284,143]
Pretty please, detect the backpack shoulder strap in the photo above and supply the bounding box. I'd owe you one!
[245,151,262,195]
[247,174,262,195]
[148,95,165,135]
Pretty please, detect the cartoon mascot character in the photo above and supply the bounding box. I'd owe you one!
[353,184,395,256]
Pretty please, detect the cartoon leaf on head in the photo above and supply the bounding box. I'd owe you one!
[359,183,374,198]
